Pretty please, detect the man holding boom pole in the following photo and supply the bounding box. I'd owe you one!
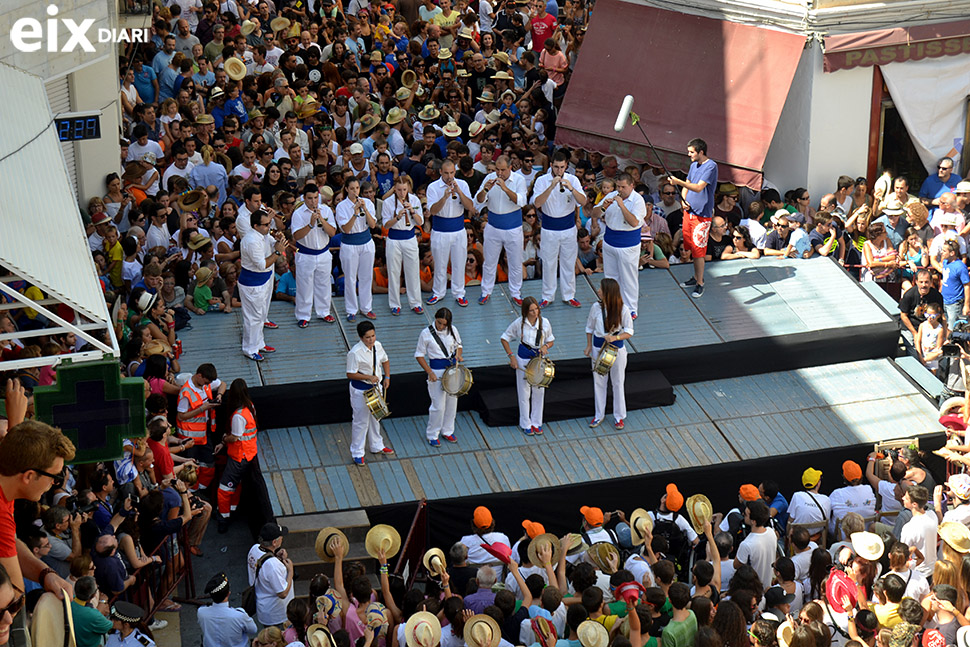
[667,138,718,298]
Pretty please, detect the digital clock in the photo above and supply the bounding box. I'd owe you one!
[54,113,102,142]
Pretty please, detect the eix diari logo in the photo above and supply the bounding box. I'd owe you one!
[10,5,150,53]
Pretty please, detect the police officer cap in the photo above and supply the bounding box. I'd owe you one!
[111,601,145,624]
[205,572,230,596]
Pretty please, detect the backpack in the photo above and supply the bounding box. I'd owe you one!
[652,511,690,578]
[241,553,272,617]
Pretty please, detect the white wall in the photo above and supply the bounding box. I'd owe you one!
[763,44,816,196]
[71,57,121,203]
[806,52,872,200]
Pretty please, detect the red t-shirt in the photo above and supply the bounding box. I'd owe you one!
[0,485,17,559]
[530,13,557,50]
[147,438,175,482]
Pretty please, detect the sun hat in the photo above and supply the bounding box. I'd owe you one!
[225,57,247,81]
[825,569,857,613]
[365,524,401,559]
[405,611,441,647]
[587,541,620,574]
[315,589,342,621]
[365,602,390,637]
[209,86,225,100]
[178,188,207,212]
[386,107,407,125]
[422,547,446,576]
[776,620,795,647]
[941,213,960,227]
[136,290,157,313]
[468,121,486,137]
[438,48,453,60]
[564,532,588,556]
[479,90,496,103]
[442,122,462,138]
[359,113,381,134]
[686,494,713,534]
[949,473,970,500]
[369,50,383,62]
[395,87,411,101]
[850,531,884,560]
[881,196,906,216]
[939,521,970,554]
[458,27,474,40]
[240,19,256,35]
[187,232,212,250]
[195,266,213,284]
[718,182,739,196]
[527,533,562,568]
[629,508,653,546]
[802,467,822,488]
[485,109,501,124]
[493,71,514,81]
[315,527,348,562]
[464,614,501,647]
[307,624,339,647]
[480,542,512,564]
[957,181,970,194]
[492,51,510,66]
[418,106,440,122]
[577,620,609,647]
[270,16,291,32]
[91,211,111,226]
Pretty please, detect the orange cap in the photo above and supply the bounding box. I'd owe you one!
[580,505,604,526]
[842,460,863,482]
[473,506,493,529]
[665,484,684,512]
[739,484,760,502]
[522,519,545,538]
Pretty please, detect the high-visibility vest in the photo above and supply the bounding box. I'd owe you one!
[176,381,213,444]
[227,406,258,462]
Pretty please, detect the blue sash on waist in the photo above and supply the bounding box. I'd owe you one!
[593,335,624,349]
[517,343,539,360]
[429,358,456,370]
[388,228,416,240]
[295,242,327,255]
[342,230,372,245]
[432,215,464,233]
[239,267,272,286]
[542,212,576,231]
[351,380,373,390]
[604,226,641,248]
[488,208,522,230]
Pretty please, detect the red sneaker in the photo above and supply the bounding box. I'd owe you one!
[566,299,581,308]
[264,321,278,329]
[261,346,276,353]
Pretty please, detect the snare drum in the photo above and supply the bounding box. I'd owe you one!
[363,387,391,421]
[441,364,473,396]
[525,356,555,388]
[593,342,618,376]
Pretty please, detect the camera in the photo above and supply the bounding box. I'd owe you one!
[64,495,98,516]
[189,495,206,511]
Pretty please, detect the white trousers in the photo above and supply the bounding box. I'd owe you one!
[515,365,545,430]
[387,237,422,310]
[592,345,628,422]
[603,242,641,314]
[349,385,386,458]
[541,226,578,302]
[482,224,523,298]
[239,280,272,355]
[426,368,458,440]
[431,230,466,299]
[295,250,333,320]
[340,239,375,315]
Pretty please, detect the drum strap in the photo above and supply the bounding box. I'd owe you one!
[428,325,453,359]
[372,347,380,392]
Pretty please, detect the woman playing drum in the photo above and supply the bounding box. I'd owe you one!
[415,307,464,447]
[346,321,395,466]
[585,278,634,430]
[500,296,555,436]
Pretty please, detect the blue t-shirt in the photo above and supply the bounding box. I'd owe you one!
[942,258,970,304]
[686,158,717,218]
[192,70,215,90]
[276,271,297,297]
[919,174,960,200]
[132,65,157,104]
[770,493,790,532]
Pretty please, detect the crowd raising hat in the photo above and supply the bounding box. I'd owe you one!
[423,547,446,576]
[464,614,502,647]
[225,57,247,81]
[270,16,291,32]
[686,494,712,534]
[178,188,206,212]
[365,524,401,559]
[940,521,970,554]
[365,602,390,637]
[527,533,562,567]
[629,508,652,546]
[308,623,339,647]
[577,620,609,647]
[316,589,343,621]
[187,232,212,251]
[405,611,442,647]
[240,19,256,35]
[315,527,348,562]
[587,542,619,574]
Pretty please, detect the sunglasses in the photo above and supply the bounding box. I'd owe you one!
[30,467,65,488]
[662,191,677,196]
[0,589,25,619]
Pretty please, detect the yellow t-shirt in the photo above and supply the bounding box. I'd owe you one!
[875,602,901,628]
[433,10,460,50]
[107,241,124,288]
[594,614,620,633]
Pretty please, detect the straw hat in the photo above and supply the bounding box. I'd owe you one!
[31,591,76,647]
[940,522,970,554]
[240,19,256,35]
[187,232,212,251]
[587,541,620,574]
[369,51,383,63]
[143,339,172,357]
[136,290,158,313]
[365,524,401,559]
[177,188,206,213]
[457,69,471,78]
[402,69,417,88]
[298,100,322,119]
[850,531,884,560]
[195,113,214,125]
[438,48,453,60]
[464,614,501,647]
[527,533,562,568]
[365,602,390,637]
[686,494,713,535]
[315,589,343,621]
[577,620,609,647]
[195,266,213,284]
[359,113,381,134]
[405,611,442,647]
[564,532,588,556]
[395,87,411,101]
[629,508,653,546]
[287,22,302,39]
[270,16,291,33]
[386,107,407,125]
[442,122,462,138]
[478,90,496,103]
[491,51,510,66]
[493,71,514,81]
[225,57,247,81]
[418,106,440,121]
[468,121,485,137]
[457,27,474,40]
[422,547,446,576]
[315,527,349,562]
[776,620,795,647]
[485,109,501,124]
[307,624,338,647]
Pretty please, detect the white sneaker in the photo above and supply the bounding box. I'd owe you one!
[149,619,169,631]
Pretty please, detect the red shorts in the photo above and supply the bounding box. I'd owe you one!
[683,213,712,259]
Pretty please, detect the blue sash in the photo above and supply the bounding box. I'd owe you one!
[517,343,539,360]
[604,227,641,248]
[295,242,327,255]
[542,213,575,231]
[432,215,464,233]
[593,335,624,350]
[239,268,272,286]
[342,230,372,245]
[388,228,416,240]
[351,380,372,390]
[429,358,456,370]
[489,208,522,230]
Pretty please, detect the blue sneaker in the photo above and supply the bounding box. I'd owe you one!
[390,307,401,316]
[347,313,356,322]
[427,295,442,305]
[248,352,264,362]
[534,426,543,435]
[353,456,365,466]
[429,438,440,447]
[412,306,424,314]
[522,427,535,436]
[478,294,490,305]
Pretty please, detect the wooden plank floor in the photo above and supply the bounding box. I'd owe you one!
[258,358,942,515]
[176,258,893,386]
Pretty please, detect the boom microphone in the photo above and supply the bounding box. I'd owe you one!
[614,95,635,133]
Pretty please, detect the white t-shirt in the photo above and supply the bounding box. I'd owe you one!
[740,218,768,249]
[479,0,495,32]
[736,528,776,592]
[625,553,655,588]
[788,490,832,526]
[878,480,904,512]
[828,484,876,534]
[900,511,938,577]
[460,531,511,565]
[247,544,293,626]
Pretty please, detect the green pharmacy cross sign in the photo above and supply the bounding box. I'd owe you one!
[34,359,145,464]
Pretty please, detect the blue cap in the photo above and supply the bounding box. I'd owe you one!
[615,522,632,549]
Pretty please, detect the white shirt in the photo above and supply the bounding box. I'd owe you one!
[790,543,817,587]
[501,316,554,352]
[828,484,876,534]
[479,0,495,31]
[478,172,527,214]
[231,162,265,185]
[585,302,634,339]
[942,503,970,526]
[127,139,164,164]
[878,480,904,513]
[388,128,407,159]
[532,171,583,218]
[383,193,424,232]
[504,564,547,598]
[162,161,195,189]
[346,340,388,380]
[247,544,292,626]
[900,511,938,577]
[736,528,776,592]
[460,531,512,565]
[291,203,336,250]
[788,490,832,526]
[624,553,655,588]
[891,566,930,601]
[335,197,376,235]
[240,230,272,273]
[741,218,769,250]
[146,223,171,250]
[427,178,472,220]
[598,190,646,231]
[415,325,462,361]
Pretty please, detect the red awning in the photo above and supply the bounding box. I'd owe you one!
[556,1,805,189]
[824,20,970,72]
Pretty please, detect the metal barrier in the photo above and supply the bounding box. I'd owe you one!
[110,526,199,614]
[392,499,428,589]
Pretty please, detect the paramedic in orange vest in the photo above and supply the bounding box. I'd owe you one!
[217,378,259,533]
[176,363,226,491]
